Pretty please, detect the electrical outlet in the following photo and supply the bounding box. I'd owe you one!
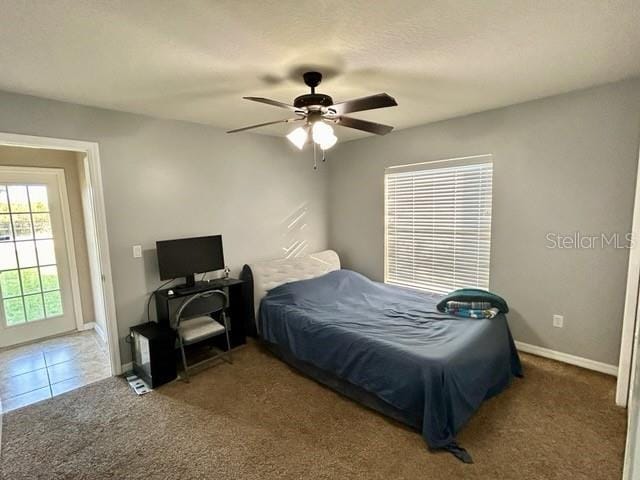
[132,245,142,258]
[553,314,564,328]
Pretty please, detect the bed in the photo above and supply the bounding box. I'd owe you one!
[241,250,522,462]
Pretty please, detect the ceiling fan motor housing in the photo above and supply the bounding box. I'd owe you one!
[294,93,334,109]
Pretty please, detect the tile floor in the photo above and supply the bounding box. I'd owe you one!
[0,331,110,413]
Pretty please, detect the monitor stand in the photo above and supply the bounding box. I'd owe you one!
[183,274,196,289]
[174,274,205,294]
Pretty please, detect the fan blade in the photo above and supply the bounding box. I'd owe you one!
[328,93,397,115]
[227,117,302,133]
[336,116,394,135]
[243,96,302,112]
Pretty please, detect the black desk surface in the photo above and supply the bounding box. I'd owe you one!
[156,278,244,300]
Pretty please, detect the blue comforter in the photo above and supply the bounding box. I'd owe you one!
[259,269,522,453]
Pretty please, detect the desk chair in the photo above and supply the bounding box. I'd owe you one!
[175,289,232,381]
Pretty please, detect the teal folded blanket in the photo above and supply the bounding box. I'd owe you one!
[436,288,509,314]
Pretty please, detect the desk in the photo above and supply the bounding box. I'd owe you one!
[155,278,247,349]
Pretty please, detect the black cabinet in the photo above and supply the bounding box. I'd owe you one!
[130,322,176,388]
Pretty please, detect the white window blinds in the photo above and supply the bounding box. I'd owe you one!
[385,158,493,294]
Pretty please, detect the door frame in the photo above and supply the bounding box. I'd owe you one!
[622,327,639,478]
[618,143,640,407]
[0,132,121,375]
[0,166,84,337]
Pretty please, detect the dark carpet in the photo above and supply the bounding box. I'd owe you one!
[0,342,627,479]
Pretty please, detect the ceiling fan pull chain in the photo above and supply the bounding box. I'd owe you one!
[313,142,318,170]
[322,149,326,163]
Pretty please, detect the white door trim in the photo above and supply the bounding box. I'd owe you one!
[0,166,84,334]
[56,168,84,333]
[622,332,639,478]
[618,144,640,407]
[0,132,121,375]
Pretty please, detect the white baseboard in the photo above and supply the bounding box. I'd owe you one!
[515,341,618,376]
[78,322,95,331]
[120,341,616,377]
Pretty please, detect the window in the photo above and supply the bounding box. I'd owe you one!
[0,184,63,325]
[385,156,493,294]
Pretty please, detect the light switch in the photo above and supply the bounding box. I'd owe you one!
[132,245,142,258]
[552,314,564,328]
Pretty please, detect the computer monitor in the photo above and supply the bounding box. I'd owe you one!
[156,235,224,288]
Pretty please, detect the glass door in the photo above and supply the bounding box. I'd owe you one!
[0,167,77,347]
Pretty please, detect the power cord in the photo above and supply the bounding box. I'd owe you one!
[146,278,176,323]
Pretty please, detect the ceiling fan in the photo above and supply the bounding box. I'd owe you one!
[227,71,398,152]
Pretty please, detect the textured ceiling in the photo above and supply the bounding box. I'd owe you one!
[0,0,639,142]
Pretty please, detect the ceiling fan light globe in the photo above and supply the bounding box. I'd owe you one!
[287,126,308,150]
[312,121,335,145]
[320,134,337,150]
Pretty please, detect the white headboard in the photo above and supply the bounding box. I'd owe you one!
[246,249,341,319]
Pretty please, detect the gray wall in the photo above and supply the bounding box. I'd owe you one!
[0,90,329,364]
[328,79,640,366]
[1,79,638,367]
